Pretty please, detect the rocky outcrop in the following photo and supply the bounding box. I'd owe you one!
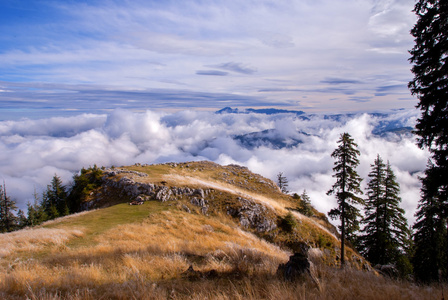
[100,169,212,213]
[105,169,149,178]
[227,197,277,233]
[191,197,209,214]
[155,186,173,202]
[97,168,278,230]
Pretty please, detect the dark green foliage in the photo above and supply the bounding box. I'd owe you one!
[26,189,48,226]
[409,0,448,154]
[67,166,104,213]
[42,174,68,220]
[297,190,314,217]
[317,234,333,249]
[408,0,448,282]
[327,133,363,267]
[279,212,297,233]
[413,162,447,282]
[16,209,28,229]
[0,183,18,232]
[360,155,411,276]
[3,167,105,233]
[277,172,289,194]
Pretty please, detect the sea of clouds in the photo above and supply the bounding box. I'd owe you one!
[0,109,428,225]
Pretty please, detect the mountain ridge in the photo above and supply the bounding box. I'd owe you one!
[1,161,440,299]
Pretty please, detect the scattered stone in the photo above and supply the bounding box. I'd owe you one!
[193,188,205,198]
[191,197,208,207]
[182,205,191,213]
[202,225,214,232]
[190,197,209,215]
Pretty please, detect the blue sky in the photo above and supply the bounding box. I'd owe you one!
[0,0,417,119]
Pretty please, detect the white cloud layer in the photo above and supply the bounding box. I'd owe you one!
[0,109,428,226]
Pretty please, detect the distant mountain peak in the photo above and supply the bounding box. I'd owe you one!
[216,107,305,116]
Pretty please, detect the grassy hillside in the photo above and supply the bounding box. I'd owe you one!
[0,161,444,299]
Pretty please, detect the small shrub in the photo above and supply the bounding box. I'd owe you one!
[279,212,297,233]
[297,190,314,217]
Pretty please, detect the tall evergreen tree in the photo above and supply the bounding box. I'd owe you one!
[16,210,28,229]
[0,182,18,233]
[42,175,68,220]
[360,155,387,264]
[409,0,448,155]
[327,133,364,267]
[409,0,448,282]
[360,156,411,273]
[27,188,48,226]
[413,161,447,282]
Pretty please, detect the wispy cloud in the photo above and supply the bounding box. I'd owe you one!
[208,62,257,74]
[0,81,287,120]
[0,0,417,115]
[375,84,408,96]
[321,78,363,85]
[348,96,373,103]
[196,70,229,76]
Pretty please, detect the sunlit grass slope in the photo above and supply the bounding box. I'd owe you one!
[0,161,444,299]
[0,200,288,299]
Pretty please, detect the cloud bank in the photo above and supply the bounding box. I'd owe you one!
[0,109,427,226]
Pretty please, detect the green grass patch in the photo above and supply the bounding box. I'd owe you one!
[44,201,169,248]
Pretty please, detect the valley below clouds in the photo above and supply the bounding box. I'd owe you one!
[0,108,428,225]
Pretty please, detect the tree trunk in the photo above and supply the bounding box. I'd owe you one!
[341,198,345,268]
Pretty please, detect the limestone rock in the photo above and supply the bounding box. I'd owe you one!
[227,197,277,232]
[155,186,173,202]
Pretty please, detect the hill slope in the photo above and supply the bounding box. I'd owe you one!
[0,161,439,299]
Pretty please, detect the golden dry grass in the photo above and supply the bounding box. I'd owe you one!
[0,227,85,258]
[0,204,289,299]
[1,205,444,300]
[1,215,444,299]
[0,163,443,299]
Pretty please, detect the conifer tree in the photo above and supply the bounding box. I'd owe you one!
[67,166,104,213]
[42,175,68,220]
[360,156,411,272]
[298,190,314,217]
[408,0,448,282]
[327,132,363,267]
[409,0,448,156]
[384,162,411,258]
[277,172,289,194]
[413,161,447,282]
[360,155,386,263]
[16,209,28,229]
[0,182,18,233]
[27,188,48,226]
[26,201,38,227]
